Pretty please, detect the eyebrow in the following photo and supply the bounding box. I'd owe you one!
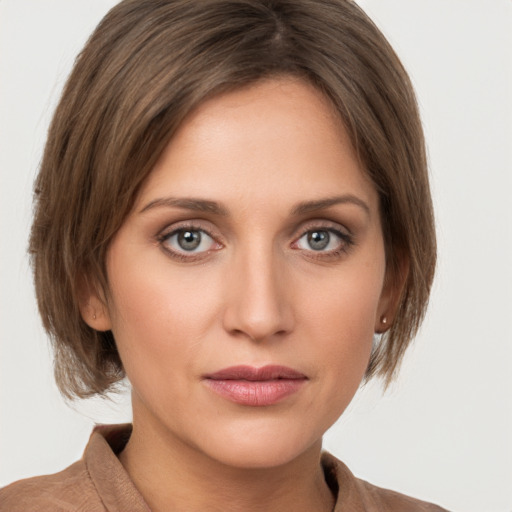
[139,194,370,217]
[291,195,370,216]
[139,197,229,216]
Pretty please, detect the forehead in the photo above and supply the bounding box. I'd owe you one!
[136,77,378,215]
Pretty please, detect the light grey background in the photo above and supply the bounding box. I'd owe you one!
[1,1,511,510]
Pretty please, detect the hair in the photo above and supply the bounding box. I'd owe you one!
[30,0,436,399]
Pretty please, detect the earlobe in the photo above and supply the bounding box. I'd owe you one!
[375,254,409,333]
[77,277,112,332]
[375,311,391,334]
[374,275,395,333]
[80,298,112,332]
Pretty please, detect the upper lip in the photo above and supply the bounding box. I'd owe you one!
[204,365,307,381]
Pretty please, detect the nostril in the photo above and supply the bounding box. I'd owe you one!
[221,264,295,341]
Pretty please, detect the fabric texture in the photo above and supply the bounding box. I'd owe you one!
[1,424,448,511]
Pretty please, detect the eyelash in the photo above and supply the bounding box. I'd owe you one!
[156,221,354,262]
[156,222,221,262]
[293,223,354,261]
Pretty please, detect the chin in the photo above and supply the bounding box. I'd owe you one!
[193,419,325,470]
[206,442,317,470]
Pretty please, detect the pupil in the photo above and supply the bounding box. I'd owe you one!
[308,231,329,250]
[178,230,201,251]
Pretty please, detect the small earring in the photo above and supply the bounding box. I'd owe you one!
[380,315,388,325]
[93,313,97,320]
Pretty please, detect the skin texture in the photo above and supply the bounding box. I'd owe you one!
[83,78,396,512]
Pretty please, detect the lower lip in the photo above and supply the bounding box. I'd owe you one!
[204,379,305,406]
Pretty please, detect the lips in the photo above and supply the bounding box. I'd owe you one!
[203,365,307,406]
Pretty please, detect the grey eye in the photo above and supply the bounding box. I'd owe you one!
[295,228,348,253]
[307,231,330,251]
[163,229,216,254]
[177,230,202,251]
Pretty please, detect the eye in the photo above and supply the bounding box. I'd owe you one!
[294,228,353,254]
[160,228,218,256]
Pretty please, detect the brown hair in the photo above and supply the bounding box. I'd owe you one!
[30,0,436,399]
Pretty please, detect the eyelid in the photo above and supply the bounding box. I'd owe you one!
[157,219,223,241]
[294,219,352,239]
[290,219,355,257]
[156,220,224,261]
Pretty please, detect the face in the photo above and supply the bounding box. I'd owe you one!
[87,78,393,469]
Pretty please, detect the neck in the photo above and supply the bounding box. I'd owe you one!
[119,412,335,512]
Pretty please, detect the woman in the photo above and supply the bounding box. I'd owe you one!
[1,0,445,510]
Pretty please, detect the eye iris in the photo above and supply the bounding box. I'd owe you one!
[307,231,330,250]
[177,230,201,251]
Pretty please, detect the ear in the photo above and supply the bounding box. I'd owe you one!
[375,254,409,334]
[77,275,112,332]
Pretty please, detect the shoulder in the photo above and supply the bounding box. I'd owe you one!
[0,425,145,512]
[322,452,450,512]
[0,460,105,512]
[355,478,449,512]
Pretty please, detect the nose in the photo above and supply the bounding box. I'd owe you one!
[222,245,295,342]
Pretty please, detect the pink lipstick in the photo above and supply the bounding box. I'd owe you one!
[203,365,307,406]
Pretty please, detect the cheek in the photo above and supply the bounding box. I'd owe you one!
[277,259,384,438]
[105,251,223,377]
[303,258,384,338]
[297,258,384,379]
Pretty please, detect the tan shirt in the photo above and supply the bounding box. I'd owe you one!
[0,425,448,511]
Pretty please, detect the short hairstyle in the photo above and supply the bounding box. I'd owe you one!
[30,0,436,399]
